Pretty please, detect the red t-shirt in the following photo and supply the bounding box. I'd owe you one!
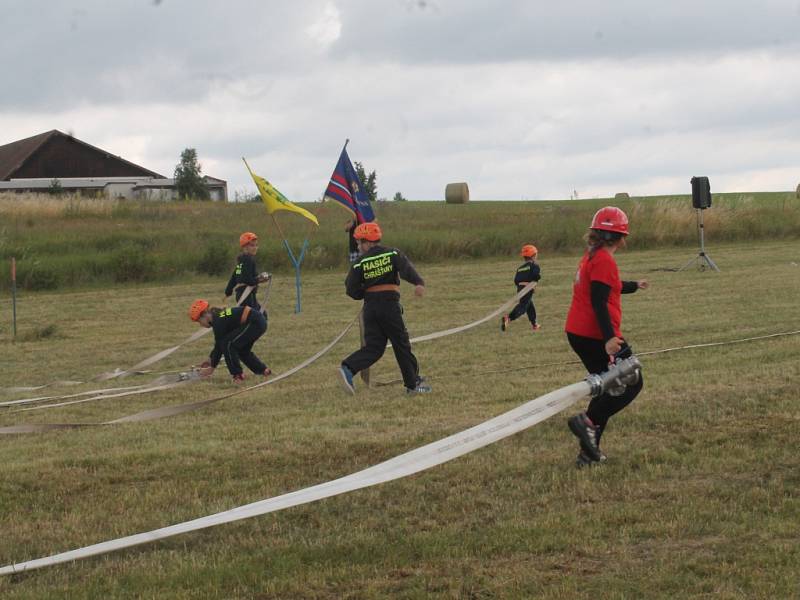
[564,247,622,340]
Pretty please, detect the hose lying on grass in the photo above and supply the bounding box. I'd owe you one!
[0,357,641,576]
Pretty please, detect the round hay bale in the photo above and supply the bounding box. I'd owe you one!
[445,182,469,204]
[796,183,800,199]
[614,192,630,200]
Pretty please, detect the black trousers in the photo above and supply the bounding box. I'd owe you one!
[343,298,420,389]
[567,332,643,447]
[222,311,268,376]
[509,290,537,324]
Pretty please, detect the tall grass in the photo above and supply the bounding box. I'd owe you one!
[0,191,797,292]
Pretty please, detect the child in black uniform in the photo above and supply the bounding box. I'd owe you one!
[189,299,271,383]
[338,222,431,396]
[224,232,270,312]
[501,244,541,332]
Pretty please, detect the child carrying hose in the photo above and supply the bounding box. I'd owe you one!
[501,244,542,332]
[224,232,271,312]
[189,300,271,383]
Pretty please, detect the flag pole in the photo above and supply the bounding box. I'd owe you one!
[243,157,308,313]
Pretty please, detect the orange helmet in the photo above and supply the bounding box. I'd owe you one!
[590,206,629,235]
[239,232,258,247]
[354,222,382,242]
[520,244,538,258]
[189,299,209,321]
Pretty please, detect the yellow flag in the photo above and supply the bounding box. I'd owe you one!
[243,158,319,226]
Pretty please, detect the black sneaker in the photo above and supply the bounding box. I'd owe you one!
[567,413,602,461]
[575,450,608,468]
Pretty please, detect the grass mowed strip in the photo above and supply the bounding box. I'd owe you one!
[0,240,798,598]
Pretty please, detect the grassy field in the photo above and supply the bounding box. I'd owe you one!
[0,233,798,598]
[1,191,798,292]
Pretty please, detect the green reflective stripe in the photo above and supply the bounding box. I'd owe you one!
[355,251,396,268]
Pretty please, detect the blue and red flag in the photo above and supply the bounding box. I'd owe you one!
[323,144,375,224]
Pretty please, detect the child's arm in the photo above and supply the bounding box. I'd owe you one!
[224,270,236,298]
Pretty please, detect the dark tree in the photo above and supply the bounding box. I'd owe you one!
[174,148,210,200]
[47,178,64,196]
[354,161,377,203]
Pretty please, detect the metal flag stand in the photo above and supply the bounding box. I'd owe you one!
[679,208,719,272]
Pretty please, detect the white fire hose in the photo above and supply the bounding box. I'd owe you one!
[0,356,640,575]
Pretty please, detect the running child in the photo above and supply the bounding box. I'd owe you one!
[564,207,648,467]
[338,222,431,396]
[501,244,541,332]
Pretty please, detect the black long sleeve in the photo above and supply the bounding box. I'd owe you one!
[395,253,424,287]
[590,281,616,342]
[224,272,236,297]
[209,344,223,368]
[621,281,638,294]
[345,266,364,300]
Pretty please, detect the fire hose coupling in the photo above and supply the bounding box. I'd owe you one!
[585,349,642,398]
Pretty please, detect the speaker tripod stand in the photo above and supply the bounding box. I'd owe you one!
[680,208,719,271]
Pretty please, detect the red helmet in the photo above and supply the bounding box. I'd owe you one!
[354,222,382,242]
[189,299,209,321]
[590,206,629,235]
[239,232,258,248]
[520,244,538,258]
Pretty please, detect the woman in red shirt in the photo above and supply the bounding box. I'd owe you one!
[564,207,649,467]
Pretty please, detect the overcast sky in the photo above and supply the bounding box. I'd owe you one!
[2,0,800,200]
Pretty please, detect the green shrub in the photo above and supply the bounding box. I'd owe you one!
[111,244,157,282]
[19,264,61,291]
[197,243,232,276]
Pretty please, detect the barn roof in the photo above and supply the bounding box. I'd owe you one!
[0,130,165,180]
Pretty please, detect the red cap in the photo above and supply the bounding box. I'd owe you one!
[590,206,629,235]
[189,299,209,321]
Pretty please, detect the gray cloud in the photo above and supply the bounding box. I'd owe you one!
[2,0,800,200]
[0,0,323,109]
[332,0,800,62]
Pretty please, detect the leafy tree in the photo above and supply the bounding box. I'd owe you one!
[47,178,63,196]
[233,188,260,203]
[354,161,377,203]
[393,191,407,202]
[174,148,210,200]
